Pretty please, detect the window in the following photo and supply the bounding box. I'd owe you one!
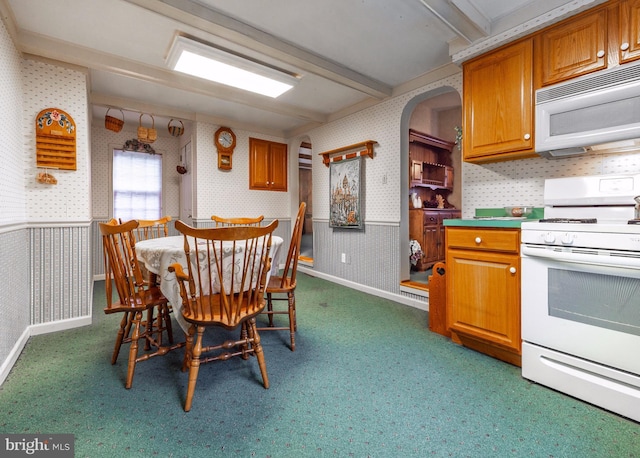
[113,149,162,221]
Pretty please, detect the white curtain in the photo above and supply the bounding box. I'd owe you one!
[113,149,162,221]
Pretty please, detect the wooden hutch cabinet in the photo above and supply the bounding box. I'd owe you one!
[408,129,460,270]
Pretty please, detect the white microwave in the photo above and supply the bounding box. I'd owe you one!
[535,61,640,158]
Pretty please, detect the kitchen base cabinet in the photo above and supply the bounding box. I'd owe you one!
[445,227,521,366]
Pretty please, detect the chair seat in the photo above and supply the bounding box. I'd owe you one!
[181,295,266,327]
[103,286,167,314]
[266,275,295,293]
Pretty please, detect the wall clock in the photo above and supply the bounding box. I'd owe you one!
[214,126,236,170]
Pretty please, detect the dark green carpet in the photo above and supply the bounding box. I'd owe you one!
[1,274,638,457]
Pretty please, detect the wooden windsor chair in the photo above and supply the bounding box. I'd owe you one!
[211,215,264,227]
[257,202,305,351]
[169,219,279,411]
[99,219,183,389]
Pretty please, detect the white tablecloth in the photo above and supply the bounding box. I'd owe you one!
[135,235,283,332]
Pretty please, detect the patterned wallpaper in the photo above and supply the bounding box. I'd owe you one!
[0,17,26,227]
[193,122,290,221]
[0,19,32,378]
[461,151,640,218]
[91,124,182,219]
[304,73,464,223]
[22,60,90,222]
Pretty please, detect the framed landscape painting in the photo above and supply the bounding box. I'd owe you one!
[329,156,363,229]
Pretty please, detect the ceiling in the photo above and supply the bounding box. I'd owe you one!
[2,0,596,137]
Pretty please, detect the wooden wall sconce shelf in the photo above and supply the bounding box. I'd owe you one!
[319,140,377,167]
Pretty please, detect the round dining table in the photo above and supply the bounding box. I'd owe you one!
[135,235,284,332]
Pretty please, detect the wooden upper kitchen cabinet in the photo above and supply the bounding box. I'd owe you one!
[249,137,287,191]
[462,39,536,163]
[445,227,522,366]
[619,0,640,64]
[536,0,640,87]
[536,8,608,86]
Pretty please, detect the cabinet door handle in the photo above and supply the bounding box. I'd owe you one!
[597,49,605,58]
[523,133,531,140]
[509,267,517,274]
[475,237,482,244]
[621,42,630,51]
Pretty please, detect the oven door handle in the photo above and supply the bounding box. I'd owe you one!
[521,245,640,269]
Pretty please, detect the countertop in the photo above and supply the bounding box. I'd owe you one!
[443,207,544,228]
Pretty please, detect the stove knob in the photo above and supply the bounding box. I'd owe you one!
[561,233,574,245]
[543,232,556,243]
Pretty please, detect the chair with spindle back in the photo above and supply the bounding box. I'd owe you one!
[169,219,278,411]
[99,219,183,389]
[211,215,264,227]
[257,202,305,351]
[133,215,172,241]
[127,215,175,345]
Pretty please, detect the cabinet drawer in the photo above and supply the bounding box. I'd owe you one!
[446,228,520,253]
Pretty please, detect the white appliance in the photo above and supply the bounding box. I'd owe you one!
[521,173,640,423]
[535,60,640,158]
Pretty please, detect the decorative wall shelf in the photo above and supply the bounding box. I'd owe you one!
[319,140,377,167]
[35,108,76,170]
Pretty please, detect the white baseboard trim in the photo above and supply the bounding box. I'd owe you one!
[298,266,429,312]
[0,315,92,386]
[30,315,92,336]
[0,328,30,386]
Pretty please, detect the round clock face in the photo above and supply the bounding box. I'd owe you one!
[219,131,233,148]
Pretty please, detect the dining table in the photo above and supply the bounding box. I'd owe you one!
[135,234,283,332]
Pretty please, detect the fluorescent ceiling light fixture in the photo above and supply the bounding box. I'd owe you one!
[167,35,298,98]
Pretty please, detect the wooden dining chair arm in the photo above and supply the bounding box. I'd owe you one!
[168,263,188,280]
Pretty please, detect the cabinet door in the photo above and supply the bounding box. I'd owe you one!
[538,9,608,86]
[249,138,288,191]
[462,39,534,162]
[269,142,288,191]
[422,225,439,266]
[446,248,521,355]
[620,0,640,64]
[250,138,271,190]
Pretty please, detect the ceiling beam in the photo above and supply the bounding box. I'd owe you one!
[417,0,488,43]
[123,0,393,99]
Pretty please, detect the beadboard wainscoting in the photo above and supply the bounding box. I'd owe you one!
[0,227,30,382]
[29,224,92,326]
[305,220,428,310]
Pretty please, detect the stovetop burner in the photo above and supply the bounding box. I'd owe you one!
[538,218,598,224]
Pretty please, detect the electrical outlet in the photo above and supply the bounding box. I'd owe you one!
[341,253,346,263]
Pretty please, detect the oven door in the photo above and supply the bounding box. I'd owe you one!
[521,245,640,375]
[521,245,640,421]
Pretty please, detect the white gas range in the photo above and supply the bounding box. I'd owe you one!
[520,173,640,423]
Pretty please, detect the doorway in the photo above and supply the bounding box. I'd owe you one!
[298,142,313,262]
[405,90,462,287]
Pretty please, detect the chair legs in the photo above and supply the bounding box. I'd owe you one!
[259,291,297,351]
[247,317,269,390]
[183,326,204,412]
[182,318,269,412]
[125,311,143,389]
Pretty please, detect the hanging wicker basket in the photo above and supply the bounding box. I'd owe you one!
[168,119,184,137]
[105,108,124,132]
[138,113,157,143]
